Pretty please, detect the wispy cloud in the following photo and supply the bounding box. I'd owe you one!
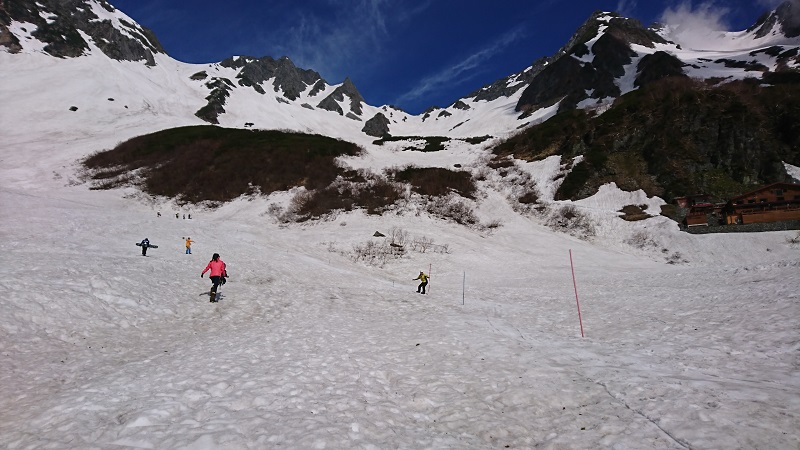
[660,1,733,50]
[393,26,527,108]
[251,0,423,82]
[615,0,638,18]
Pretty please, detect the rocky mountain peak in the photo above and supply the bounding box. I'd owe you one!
[317,76,366,117]
[222,55,325,99]
[1,0,164,65]
[514,11,663,113]
[749,1,800,38]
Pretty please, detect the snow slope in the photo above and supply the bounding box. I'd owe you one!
[1,79,799,450]
[1,5,799,448]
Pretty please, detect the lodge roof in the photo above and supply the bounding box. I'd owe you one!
[728,182,800,202]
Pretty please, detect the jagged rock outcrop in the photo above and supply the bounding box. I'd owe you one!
[222,55,324,100]
[751,0,800,39]
[516,12,666,113]
[0,3,23,53]
[317,77,365,116]
[195,78,234,124]
[362,113,391,137]
[1,0,164,64]
[635,51,687,87]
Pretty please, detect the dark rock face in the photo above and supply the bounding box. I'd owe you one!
[362,113,391,137]
[496,78,800,202]
[452,100,470,110]
[2,0,164,64]
[467,56,551,103]
[516,14,661,113]
[317,77,366,116]
[0,2,24,53]
[752,1,800,38]
[635,51,687,87]
[223,56,324,100]
[195,78,234,124]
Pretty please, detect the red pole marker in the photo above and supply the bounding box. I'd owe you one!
[570,249,585,338]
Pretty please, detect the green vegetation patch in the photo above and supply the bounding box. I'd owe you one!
[84,125,362,204]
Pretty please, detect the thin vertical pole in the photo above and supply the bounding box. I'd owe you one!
[570,249,585,338]
[428,263,432,294]
[462,271,465,305]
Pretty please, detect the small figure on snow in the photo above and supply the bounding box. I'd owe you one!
[201,253,227,302]
[413,271,429,294]
[185,237,194,254]
[139,238,152,256]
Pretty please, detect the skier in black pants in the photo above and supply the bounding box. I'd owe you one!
[140,238,150,256]
[413,271,429,294]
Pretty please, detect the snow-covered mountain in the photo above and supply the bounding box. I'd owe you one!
[2,3,799,448]
[2,0,799,147]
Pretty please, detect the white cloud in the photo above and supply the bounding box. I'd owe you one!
[660,1,732,50]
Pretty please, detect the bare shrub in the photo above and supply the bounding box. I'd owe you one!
[425,194,478,225]
[266,202,296,223]
[351,240,393,267]
[409,236,449,254]
[624,230,658,249]
[545,204,596,239]
[389,227,409,247]
[788,231,800,248]
[348,228,449,265]
[666,252,688,264]
[483,219,503,230]
[411,236,433,253]
[390,166,476,199]
[288,174,402,221]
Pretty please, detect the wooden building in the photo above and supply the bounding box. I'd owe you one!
[723,182,800,225]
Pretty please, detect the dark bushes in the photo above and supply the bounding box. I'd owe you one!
[292,178,402,220]
[390,166,476,199]
[83,126,362,204]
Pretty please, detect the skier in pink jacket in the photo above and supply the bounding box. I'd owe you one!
[201,253,227,302]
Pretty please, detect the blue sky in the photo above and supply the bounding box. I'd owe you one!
[110,0,779,114]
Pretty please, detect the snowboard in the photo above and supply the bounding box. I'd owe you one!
[135,243,159,248]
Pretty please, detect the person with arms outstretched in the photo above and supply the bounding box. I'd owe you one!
[413,271,429,294]
[201,253,227,302]
[139,238,150,256]
[185,237,194,254]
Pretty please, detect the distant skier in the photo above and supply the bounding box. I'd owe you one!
[201,253,227,302]
[139,238,152,256]
[413,271,429,294]
[185,237,194,254]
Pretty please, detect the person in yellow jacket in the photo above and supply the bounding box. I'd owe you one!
[413,271,429,294]
[185,237,194,254]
